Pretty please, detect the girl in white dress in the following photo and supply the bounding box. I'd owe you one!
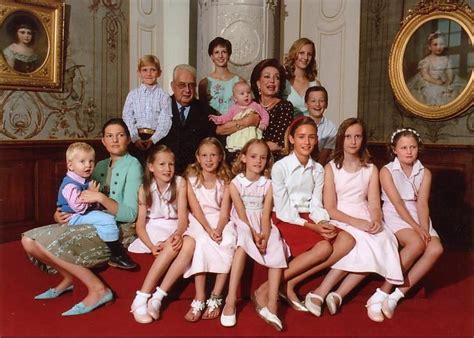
[407,32,466,106]
[372,128,443,320]
[183,137,236,322]
[129,145,194,324]
[305,118,404,320]
[220,139,289,331]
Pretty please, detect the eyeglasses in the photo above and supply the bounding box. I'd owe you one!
[175,82,196,90]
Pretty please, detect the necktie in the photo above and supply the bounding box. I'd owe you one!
[179,106,186,124]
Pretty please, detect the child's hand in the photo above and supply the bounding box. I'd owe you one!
[208,115,219,123]
[353,219,374,232]
[79,190,102,204]
[169,233,183,251]
[54,207,71,224]
[367,220,383,234]
[88,180,100,192]
[256,232,268,254]
[315,222,337,240]
[415,226,431,246]
[210,228,223,244]
[134,139,152,151]
[152,243,164,256]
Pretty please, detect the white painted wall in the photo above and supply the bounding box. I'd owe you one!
[129,0,190,93]
[282,0,361,125]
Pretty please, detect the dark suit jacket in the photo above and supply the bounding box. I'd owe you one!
[160,96,217,175]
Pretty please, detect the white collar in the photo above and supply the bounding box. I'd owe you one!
[286,152,316,172]
[236,173,267,187]
[392,157,424,179]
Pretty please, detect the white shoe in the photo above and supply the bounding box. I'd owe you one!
[147,297,162,320]
[366,288,387,322]
[257,307,283,331]
[130,291,153,324]
[325,292,342,315]
[381,288,403,319]
[220,310,237,327]
[278,292,309,312]
[304,291,324,317]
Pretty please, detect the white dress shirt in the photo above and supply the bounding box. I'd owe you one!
[272,152,330,226]
[316,116,337,151]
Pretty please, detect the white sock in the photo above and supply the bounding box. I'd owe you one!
[152,286,167,301]
[390,288,405,302]
[132,290,151,314]
[371,288,389,302]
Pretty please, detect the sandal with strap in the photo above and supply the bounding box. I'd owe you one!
[305,291,324,317]
[326,292,342,315]
[202,293,223,320]
[184,299,206,322]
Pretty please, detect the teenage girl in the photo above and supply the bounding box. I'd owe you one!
[198,37,241,114]
[183,137,236,322]
[253,117,355,314]
[220,139,289,331]
[368,128,443,320]
[129,145,195,324]
[304,118,403,320]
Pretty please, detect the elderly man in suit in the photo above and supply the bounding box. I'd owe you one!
[160,64,217,175]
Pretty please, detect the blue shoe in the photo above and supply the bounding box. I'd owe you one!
[35,285,74,300]
[62,290,113,316]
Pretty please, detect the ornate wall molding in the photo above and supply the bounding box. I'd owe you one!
[0,0,129,141]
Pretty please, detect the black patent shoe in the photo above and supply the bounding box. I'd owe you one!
[108,254,138,270]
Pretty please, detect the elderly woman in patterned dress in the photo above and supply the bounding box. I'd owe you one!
[250,58,294,162]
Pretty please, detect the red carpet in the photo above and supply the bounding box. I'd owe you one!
[0,241,473,337]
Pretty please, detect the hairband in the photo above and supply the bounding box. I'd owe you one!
[390,128,421,144]
[427,31,441,42]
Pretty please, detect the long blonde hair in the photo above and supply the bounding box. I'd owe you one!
[284,38,318,81]
[185,137,232,185]
[231,139,273,178]
[143,145,177,208]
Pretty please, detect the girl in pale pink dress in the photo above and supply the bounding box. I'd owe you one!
[374,128,443,321]
[305,118,403,320]
[183,137,236,322]
[129,145,194,324]
[220,139,289,331]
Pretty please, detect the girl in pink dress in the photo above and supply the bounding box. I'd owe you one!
[220,139,289,331]
[183,137,236,322]
[129,145,194,324]
[304,118,403,320]
[372,128,443,320]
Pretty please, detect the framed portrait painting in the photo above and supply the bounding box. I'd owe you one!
[389,0,473,120]
[0,0,66,92]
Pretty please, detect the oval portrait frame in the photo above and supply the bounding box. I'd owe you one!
[388,2,473,120]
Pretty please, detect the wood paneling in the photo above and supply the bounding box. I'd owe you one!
[369,143,473,248]
[0,140,106,243]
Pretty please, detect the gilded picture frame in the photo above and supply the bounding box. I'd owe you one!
[388,0,473,120]
[0,0,65,92]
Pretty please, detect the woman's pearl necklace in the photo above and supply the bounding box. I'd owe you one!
[261,98,277,109]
